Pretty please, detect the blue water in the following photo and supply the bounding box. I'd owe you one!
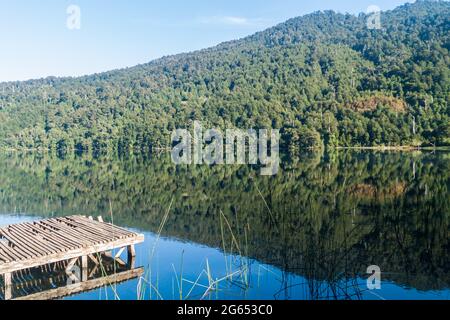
[1,214,448,300]
[0,151,448,300]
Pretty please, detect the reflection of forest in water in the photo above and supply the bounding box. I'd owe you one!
[0,150,448,292]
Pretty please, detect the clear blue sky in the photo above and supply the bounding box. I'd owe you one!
[0,0,413,82]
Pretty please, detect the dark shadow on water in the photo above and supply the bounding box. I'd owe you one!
[0,150,448,298]
[0,254,143,300]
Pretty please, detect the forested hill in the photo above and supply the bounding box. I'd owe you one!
[0,0,449,152]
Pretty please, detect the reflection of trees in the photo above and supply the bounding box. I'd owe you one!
[0,150,448,292]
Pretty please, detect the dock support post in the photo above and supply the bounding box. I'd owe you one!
[4,272,12,300]
[127,245,135,264]
[128,255,136,269]
[81,256,88,282]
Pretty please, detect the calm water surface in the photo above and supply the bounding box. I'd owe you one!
[0,151,448,300]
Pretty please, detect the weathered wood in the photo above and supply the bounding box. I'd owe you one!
[115,247,125,259]
[127,244,136,262]
[0,235,144,274]
[115,258,126,266]
[128,255,136,269]
[81,256,88,281]
[65,257,79,274]
[88,254,99,265]
[13,267,144,300]
[4,272,12,300]
[0,216,144,275]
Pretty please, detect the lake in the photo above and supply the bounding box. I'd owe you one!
[0,150,448,300]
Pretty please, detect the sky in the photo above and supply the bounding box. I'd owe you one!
[0,0,414,82]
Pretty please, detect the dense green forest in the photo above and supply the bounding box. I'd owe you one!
[0,151,448,290]
[0,0,449,151]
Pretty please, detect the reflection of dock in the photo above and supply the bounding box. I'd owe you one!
[2,255,144,300]
[0,215,144,300]
[12,265,144,300]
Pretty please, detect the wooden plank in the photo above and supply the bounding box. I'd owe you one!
[128,244,136,262]
[56,217,112,239]
[114,258,126,266]
[0,248,10,263]
[0,234,144,274]
[11,225,60,253]
[0,242,17,261]
[8,225,59,255]
[74,216,134,237]
[88,264,99,278]
[81,256,88,281]
[25,223,79,250]
[0,230,37,258]
[12,273,67,291]
[0,239,30,261]
[51,220,112,245]
[13,267,144,300]
[34,221,92,247]
[22,222,75,250]
[4,272,12,300]
[0,216,144,277]
[114,247,125,259]
[65,258,79,272]
[69,216,133,238]
[88,254,99,265]
[45,219,108,244]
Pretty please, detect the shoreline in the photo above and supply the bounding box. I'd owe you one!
[336,146,450,151]
[0,145,449,154]
[336,146,418,151]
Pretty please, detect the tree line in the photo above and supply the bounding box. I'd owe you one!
[0,0,448,152]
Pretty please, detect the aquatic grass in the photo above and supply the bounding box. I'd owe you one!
[152,208,253,300]
[18,192,365,301]
[89,247,121,300]
[137,197,173,300]
[171,250,185,300]
[219,210,241,255]
[200,268,248,300]
[219,210,230,276]
[137,276,164,300]
[255,183,279,233]
[184,269,210,299]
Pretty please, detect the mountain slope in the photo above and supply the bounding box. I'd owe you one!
[0,0,449,151]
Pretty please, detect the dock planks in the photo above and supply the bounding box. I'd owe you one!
[0,215,144,299]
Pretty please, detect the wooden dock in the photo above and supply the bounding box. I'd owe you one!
[0,215,144,300]
[2,255,144,300]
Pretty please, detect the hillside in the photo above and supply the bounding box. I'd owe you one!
[0,0,449,152]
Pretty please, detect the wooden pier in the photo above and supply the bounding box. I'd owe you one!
[0,215,144,300]
[3,256,144,300]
